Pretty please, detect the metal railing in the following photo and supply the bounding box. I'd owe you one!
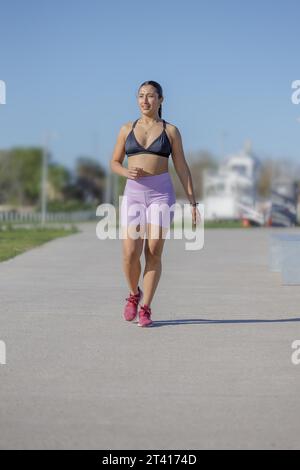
[0,210,97,223]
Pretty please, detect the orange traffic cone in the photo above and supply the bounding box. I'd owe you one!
[242,218,250,227]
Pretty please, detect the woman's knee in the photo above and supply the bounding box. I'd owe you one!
[144,242,163,264]
[122,241,143,264]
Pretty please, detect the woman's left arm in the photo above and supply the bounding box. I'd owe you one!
[169,125,201,226]
[169,125,196,204]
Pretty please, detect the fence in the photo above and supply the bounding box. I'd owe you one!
[0,210,97,223]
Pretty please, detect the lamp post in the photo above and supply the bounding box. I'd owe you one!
[40,132,58,226]
[41,134,49,226]
[220,130,228,160]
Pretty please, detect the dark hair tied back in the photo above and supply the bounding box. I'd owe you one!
[138,80,163,118]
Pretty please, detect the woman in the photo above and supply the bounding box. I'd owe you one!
[110,80,200,327]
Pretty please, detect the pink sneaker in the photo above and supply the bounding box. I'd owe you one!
[137,304,153,327]
[123,286,143,321]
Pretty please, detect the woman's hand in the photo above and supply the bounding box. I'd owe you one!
[191,205,201,227]
[127,167,144,180]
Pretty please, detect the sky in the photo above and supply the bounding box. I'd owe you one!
[0,0,299,172]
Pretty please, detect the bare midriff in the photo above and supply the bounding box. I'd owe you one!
[127,154,169,177]
[125,120,172,176]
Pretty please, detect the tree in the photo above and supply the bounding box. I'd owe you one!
[0,147,43,205]
[73,156,107,204]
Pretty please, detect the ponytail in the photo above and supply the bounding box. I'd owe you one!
[138,80,163,118]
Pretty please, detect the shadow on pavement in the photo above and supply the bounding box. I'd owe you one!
[149,317,300,328]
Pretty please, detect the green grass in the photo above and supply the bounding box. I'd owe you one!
[171,221,244,229]
[114,221,244,229]
[200,220,243,229]
[113,209,245,230]
[0,224,80,262]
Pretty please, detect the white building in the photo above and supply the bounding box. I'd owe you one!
[203,140,265,224]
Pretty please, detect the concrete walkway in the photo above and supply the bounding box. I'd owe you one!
[0,222,300,449]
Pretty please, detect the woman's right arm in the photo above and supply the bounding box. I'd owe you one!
[110,124,144,180]
[110,124,130,178]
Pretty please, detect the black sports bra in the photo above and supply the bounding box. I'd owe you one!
[125,118,172,158]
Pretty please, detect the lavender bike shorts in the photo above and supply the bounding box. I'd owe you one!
[120,171,176,228]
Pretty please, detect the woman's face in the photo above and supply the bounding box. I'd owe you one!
[137,85,163,116]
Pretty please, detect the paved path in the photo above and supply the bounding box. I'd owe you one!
[0,223,300,449]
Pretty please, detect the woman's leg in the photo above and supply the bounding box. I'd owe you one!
[120,181,147,295]
[122,224,145,295]
[142,224,169,306]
